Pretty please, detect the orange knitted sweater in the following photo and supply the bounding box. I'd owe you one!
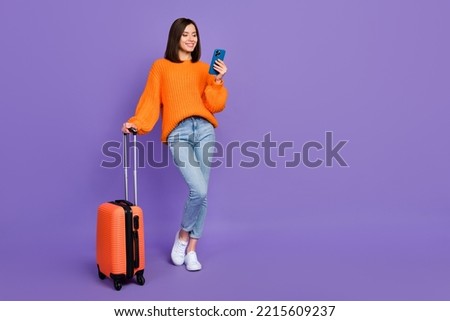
[128,58,228,142]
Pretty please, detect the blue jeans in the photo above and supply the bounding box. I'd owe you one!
[167,117,216,239]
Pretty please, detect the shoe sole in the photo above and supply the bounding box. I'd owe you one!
[185,265,202,272]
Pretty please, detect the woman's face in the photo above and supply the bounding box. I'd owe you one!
[178,24,197,55]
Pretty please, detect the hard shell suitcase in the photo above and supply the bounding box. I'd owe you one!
[96,129,146,291]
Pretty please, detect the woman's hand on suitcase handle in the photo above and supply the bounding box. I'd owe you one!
[122,122,137,135]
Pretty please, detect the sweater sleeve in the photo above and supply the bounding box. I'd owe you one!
[128,62,162,135]
[202,75,228,113]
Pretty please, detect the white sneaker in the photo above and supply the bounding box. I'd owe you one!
[171,231,188,266]
[184,251,202,271]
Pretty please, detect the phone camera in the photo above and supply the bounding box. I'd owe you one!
[215,50,221,56]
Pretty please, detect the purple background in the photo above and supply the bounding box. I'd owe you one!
[1,0,449,300]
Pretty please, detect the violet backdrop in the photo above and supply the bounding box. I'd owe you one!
[0,0,449,300]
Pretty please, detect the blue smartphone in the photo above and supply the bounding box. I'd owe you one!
[208,48,226,75]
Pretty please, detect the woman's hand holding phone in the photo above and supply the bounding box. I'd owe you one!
[213,59,227,82]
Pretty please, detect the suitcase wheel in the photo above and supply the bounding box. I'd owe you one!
[114,280,123,291]
[136,274,145,286]
[97,265,106,280]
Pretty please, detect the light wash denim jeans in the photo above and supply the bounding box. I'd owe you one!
[167,117,216,239]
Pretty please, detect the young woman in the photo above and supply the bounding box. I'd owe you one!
[122,18,228,271]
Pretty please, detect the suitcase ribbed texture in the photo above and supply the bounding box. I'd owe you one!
[97,203,145,275]
[96,203,127,275]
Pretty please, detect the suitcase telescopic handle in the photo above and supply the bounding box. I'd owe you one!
[123,127,138,205]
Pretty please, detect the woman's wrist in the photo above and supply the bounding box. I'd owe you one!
[214,76,223,84]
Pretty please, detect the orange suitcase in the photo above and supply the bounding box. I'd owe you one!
[96,129,146,291]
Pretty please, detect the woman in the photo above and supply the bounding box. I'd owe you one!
[122,18,228,271]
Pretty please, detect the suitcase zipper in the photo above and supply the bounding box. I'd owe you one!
[124,204,134,279]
